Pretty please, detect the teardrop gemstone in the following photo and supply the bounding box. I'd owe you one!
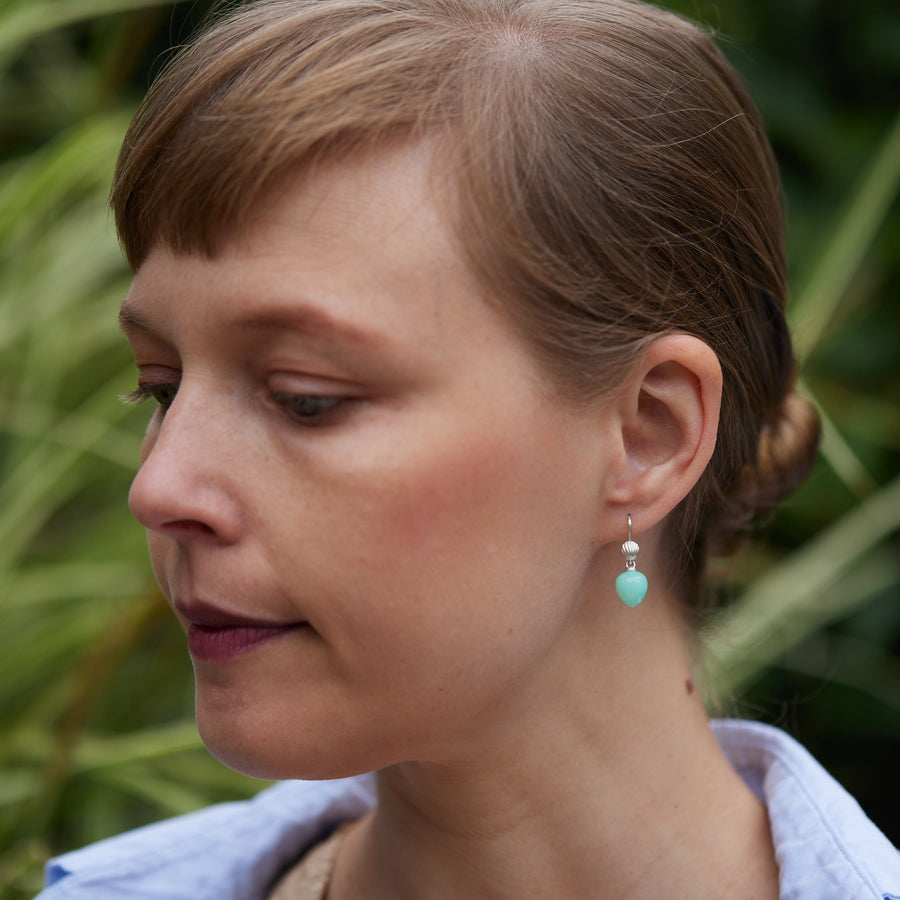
[615,570,648,608]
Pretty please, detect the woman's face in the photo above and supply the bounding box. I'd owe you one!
[122,143,616,779]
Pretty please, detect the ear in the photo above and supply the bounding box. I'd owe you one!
[602,334,721,539]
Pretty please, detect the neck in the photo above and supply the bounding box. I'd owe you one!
[330,570,779,899]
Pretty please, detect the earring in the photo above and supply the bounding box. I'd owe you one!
[615,514,648,608]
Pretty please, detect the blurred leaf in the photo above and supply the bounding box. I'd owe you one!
[791,110,900,360]
[801,380,878,499]
[0,0,191,70]
[704,474,900,693]
[781,631,900,717]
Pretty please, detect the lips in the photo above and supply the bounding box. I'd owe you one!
[177,601,307,661]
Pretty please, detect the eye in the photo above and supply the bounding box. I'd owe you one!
[122,381,180,412]
[272,391,344,424]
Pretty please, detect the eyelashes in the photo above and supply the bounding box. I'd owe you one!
[122,382,347,425]
[122,382,179,410]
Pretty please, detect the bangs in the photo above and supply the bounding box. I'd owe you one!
[112,1,475,269]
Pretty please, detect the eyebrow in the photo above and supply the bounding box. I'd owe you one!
[117,303,156,336]
[117,300,389,349]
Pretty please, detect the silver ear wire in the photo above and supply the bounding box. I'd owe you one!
[622,514,639,571]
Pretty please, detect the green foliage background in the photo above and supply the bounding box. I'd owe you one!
[0,0,897,895]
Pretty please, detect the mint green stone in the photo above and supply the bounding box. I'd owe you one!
[615,570,648,607]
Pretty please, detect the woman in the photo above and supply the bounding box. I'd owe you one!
[39,0,899,897]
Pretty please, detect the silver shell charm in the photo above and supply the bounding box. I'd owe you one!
[621,539,640,570]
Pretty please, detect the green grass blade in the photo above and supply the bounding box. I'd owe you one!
[703,473,900,693]
[791,111,900,360]
[801,379,879,499]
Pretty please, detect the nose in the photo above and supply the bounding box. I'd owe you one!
[128,389,243,544]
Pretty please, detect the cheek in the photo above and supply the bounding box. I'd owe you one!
[330,423,596,760]
[383,442,546,562]
[304,410,600,643]
[393,416,595,557]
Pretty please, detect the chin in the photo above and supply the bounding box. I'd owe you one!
[194,702,387,782]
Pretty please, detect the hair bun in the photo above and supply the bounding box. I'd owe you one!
[710,392,821,555]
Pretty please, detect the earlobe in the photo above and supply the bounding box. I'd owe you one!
[607,335,721,530]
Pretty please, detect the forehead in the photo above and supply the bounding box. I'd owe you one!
[241,143,448,272]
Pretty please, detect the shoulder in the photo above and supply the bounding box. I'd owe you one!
[36,774,376,899]
[713,719,900,900]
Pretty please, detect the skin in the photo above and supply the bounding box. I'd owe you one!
[123,143,779,898]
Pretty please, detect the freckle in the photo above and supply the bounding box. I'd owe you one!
[507,628,513,635]
[685,678,694,696]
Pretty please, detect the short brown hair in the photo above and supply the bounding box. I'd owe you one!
[111,0,820,602]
